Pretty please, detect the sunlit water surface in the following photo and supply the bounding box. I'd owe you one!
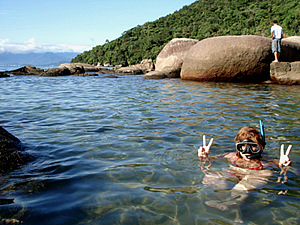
[0,74,299,225]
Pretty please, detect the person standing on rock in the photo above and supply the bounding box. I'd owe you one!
[271,20,283,62]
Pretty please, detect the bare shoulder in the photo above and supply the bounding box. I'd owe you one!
[224,152,237,159]
[223,152,238,163]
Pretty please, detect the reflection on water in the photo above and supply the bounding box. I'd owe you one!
[0,75,299,224]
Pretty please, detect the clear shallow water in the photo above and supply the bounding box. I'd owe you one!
[0,74,299,224]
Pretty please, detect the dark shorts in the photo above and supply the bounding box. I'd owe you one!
[272,39,281,53]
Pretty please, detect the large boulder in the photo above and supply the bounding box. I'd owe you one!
[0,126,26,173]
[283,36,300,44]
[58,63,85,74]
[181,35,274,82]
[181,35,300,82]
[270,61,300,85]
[155,38,199,78]
[281,40,300,62]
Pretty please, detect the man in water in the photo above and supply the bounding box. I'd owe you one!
[271,20,283,62]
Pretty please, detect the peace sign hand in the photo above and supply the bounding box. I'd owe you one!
[198,135,214,158]
[279,144,292,167]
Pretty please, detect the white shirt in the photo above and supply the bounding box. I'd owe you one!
[271,24,283,39]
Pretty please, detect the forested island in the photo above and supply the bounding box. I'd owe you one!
[72,0,299,66]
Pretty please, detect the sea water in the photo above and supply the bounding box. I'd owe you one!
[0,74,299,224]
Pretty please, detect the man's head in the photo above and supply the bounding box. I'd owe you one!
[273,20,278,25]
[234,126,264,159]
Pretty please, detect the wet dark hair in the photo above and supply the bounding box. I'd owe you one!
[234,126,264,158]
[273,20,278,24]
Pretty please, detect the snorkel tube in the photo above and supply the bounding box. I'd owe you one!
[259,120,266,148]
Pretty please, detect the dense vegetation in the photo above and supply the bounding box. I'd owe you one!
[72,0,300,66]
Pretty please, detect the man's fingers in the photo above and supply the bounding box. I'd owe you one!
[208,138,214,148]
[198,147,204,157]
[203,135,206,147]
[281,144,284,156]
[285,145,292,156]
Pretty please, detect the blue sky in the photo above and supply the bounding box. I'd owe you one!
[0,0,196,54]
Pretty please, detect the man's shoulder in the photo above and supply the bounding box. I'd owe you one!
[271,25,282,30]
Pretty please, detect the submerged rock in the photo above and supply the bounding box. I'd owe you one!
[100,75,119,78]
[143,71,167,79]
[0,126,26,173]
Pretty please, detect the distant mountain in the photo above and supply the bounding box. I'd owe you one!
[0,52,80,66]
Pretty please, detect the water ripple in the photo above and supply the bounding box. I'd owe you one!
[0,75,299,224]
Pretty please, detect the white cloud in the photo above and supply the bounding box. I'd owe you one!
[0,38,92,54]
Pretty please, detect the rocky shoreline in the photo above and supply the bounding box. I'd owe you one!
[1,59,155,77]
[1,35,300,85]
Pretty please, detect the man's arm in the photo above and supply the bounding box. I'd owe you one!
[271,30,274,39]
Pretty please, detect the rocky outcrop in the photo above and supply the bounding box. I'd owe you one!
[181,35,300,82]
[0,126,26,173]
[116,59,155,75]
[40,63,89,76]
[97,67,118,74]
[8,66,44,75]
[270,61,300,85]
[0,72,10,78]
[142,71,168,79]
[116,66,143,75]
[135,59,155,73]
[4,61,154,77]
[181,35,274,82]
[39,67,71,77]
[59,63,105,73]
[58,63,85,74]
[155,38,199,78]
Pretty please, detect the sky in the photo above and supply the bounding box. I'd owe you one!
[0,0,196,54]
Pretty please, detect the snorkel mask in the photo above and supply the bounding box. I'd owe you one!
[236,139,262,159]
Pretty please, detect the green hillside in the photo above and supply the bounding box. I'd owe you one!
[72,0,299,66]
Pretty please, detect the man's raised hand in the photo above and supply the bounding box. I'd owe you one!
[198,135,214,158]
[279,144,292,167]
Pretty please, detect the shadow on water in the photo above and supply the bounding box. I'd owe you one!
[0,75,299,224]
